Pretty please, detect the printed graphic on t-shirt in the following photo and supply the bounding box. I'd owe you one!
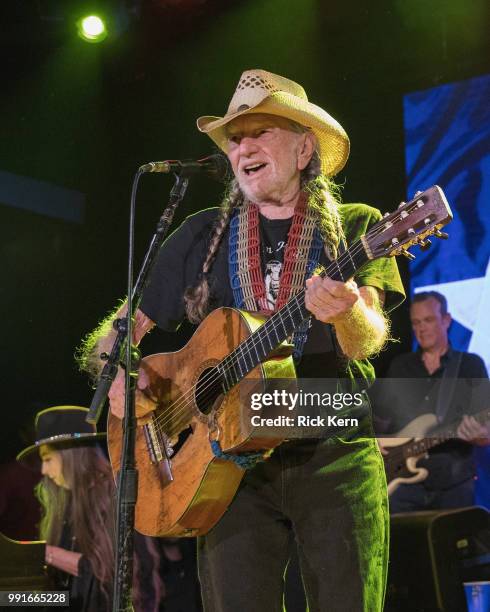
[264,260,282,308]
[264,241,286,255]
[261,217,290,309]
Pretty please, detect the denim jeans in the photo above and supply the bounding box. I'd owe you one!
[389,477,475,513]
[198,436,389,612]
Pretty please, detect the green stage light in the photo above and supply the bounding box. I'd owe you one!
[78,15,107,43]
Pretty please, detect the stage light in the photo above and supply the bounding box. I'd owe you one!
[78,14,107,42]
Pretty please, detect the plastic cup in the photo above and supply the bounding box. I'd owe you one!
[463,582,490,612]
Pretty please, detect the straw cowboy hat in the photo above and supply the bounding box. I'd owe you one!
[197,69,350,177]
[17,406,105,466]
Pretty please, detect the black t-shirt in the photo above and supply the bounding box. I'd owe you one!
[139,203,405,384]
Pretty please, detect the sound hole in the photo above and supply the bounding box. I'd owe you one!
[195,367,224,415]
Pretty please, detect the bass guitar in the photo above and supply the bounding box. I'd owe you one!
[379,409,490,494]
[108,185,453,537]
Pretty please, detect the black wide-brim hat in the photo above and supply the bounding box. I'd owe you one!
[17,406,106,467]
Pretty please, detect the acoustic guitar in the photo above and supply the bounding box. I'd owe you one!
[108,185,452,537]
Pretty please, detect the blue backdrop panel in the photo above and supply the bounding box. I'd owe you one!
[404,73,490,509]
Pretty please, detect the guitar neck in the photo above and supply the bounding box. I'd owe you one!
[404,431,456,458]
[219,237,369,390]
[403,409,490,458]
[217,184,453,391]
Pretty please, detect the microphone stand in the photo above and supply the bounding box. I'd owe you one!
[86,170,190,612]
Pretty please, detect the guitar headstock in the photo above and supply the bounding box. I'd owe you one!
[361,185,453,261]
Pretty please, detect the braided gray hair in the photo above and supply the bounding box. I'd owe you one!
[184,181,243,324]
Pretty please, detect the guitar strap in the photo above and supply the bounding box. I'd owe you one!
[227,201,348,365]
[228,198,324,363]
[435,350,463,424]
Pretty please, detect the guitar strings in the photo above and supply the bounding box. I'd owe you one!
[215,202,425,382]
[150,204,430,436]
[149,210,418,437]
[150,236,369,434]
[150,244,373,435]
[150,205,427,438]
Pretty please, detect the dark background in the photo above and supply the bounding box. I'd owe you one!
[1,0,489,456]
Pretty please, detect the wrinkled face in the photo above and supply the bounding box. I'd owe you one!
[39,445,69,489]
[225,114,315,204]
[410,297,451,351]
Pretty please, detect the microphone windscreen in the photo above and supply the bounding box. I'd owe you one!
[203,153,233,182]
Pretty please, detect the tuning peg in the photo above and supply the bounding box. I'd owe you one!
[418,238,432,251]
[434,230,449,240]
[383,212,390,218]
[398,201,406,208]
[401,249,416,260]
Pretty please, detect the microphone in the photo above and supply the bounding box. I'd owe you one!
[139,154,231,182]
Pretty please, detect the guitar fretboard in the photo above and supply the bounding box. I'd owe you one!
[403,409,490,458]
[218,237,369,392]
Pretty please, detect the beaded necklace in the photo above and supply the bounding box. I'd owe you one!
[228,192,324,361]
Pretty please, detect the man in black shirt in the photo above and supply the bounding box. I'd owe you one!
[375,291,489,512]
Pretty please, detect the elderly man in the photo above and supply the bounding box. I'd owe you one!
[80,70,405,611]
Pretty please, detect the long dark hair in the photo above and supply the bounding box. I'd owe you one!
[36,445,115,597]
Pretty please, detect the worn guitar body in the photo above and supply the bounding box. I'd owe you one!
[106,185,453,535]
[379,413,439,495]
[107,307,296,537]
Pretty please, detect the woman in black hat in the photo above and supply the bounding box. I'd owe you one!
[18,406,165,611]
[18,406,115,611]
